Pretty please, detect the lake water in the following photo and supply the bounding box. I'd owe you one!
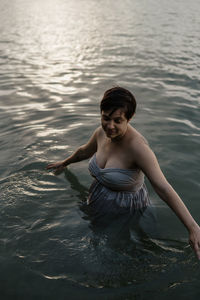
[0,0,200,299]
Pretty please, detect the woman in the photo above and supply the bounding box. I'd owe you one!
[47,86,200,259]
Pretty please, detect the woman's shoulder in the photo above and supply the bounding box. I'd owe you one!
[95,126,106,138]
[126,127,153,161]
[127,125,149,147]
[91,126,103,137]
[126,128,155,170]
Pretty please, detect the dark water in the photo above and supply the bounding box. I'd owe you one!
[1,0,200,299]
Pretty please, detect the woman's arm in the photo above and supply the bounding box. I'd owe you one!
[46,127,99,173]
[133,140,200,259]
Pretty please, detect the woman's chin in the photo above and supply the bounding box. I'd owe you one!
[106,132,116,138]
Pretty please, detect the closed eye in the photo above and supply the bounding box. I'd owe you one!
[114,118,122,123]
[102,116,110,121]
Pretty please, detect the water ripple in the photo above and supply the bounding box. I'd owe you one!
[1,0,200,298]
[167,117,200,131]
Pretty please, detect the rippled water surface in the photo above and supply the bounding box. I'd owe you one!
[1,0,200,299]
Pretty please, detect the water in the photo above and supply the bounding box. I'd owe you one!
[0,0,200,298]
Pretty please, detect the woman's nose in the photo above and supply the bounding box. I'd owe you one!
[107,120,115,129]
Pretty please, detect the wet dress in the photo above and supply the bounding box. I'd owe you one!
[88,153,150,210]
[87,154,156,237]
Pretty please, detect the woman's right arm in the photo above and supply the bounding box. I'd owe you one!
[132,140,200,259]
[46,127,99,173]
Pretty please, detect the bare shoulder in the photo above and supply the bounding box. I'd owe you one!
[128,126,149,152]
[95,126,106,140]
[83,127,100,146]
[90,126,102,139]
[127,127,160,173]
[96,126,103,135]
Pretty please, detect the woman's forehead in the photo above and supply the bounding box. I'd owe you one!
[101,108,126,118]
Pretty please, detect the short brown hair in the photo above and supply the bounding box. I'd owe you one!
[100,86,136,120]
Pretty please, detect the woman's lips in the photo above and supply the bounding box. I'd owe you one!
[106,130,116,135]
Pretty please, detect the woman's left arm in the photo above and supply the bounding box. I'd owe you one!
[134,141,200,259]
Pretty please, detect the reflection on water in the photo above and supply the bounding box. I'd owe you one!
[1,0,200,298]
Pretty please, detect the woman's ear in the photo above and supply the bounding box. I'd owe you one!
[128,114,134,122]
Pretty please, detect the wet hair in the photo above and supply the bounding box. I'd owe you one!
[100,86,136,120]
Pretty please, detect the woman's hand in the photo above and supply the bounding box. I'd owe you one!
[189,225,200,260]
[46,161,66,175]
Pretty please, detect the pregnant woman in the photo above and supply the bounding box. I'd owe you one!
[46,86,200,259]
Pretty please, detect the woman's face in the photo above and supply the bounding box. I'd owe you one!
[101,108,129,140]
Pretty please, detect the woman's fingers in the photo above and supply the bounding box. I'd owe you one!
[189,238,200,260]
[46,162,63,170]
[46,163,58,169]
[194,242,200,260]
[46,164,54,169]
[45,162,65,175]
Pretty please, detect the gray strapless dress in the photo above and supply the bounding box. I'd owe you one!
[88,154,151,212]
[85,154,157,240]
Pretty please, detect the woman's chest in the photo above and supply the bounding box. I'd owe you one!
[96,141,135,170]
